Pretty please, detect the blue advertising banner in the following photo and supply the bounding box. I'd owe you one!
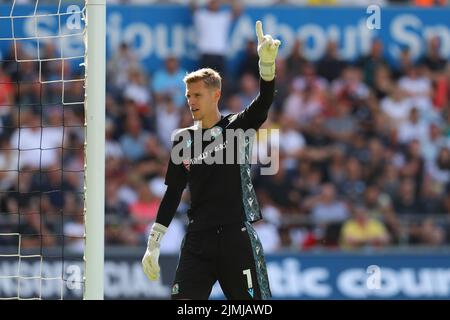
[1,5,450,75]
[234,253,450,300]
[2,251,448,299]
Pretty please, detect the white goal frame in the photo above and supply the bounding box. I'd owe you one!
[84,0,105,300]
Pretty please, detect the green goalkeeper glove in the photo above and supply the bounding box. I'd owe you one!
[255,20,281,82]
[142,222,167,281]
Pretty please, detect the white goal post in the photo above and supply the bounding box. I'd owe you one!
[84,0,106,300]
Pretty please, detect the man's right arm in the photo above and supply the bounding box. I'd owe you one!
[142,139,188,281]
[142,183,185,281]
[155,184,185,228]
[156,133,189,227]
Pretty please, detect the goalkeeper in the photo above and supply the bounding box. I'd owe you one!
[142,21,280,300]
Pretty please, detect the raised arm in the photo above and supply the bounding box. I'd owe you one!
[256,20,280,82]
[236,21,281,130]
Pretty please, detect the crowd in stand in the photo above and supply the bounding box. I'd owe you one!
[0,1,450,254]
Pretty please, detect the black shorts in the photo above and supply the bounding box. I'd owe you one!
[171,221,271,300]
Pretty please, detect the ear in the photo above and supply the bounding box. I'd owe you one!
[214,88,221,101]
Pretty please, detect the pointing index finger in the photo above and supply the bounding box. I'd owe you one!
[255,20,264,43]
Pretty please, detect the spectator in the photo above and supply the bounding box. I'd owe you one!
[119,114,152,161]
[237,39,259,80]
[107,42,141,92]
[393,178,423,215]
[393,47,413,80]
[278,115,306,170]
[123,68,152,114]
[283,80,324,127]
[398,65,433,113]
[155,95,181,150]
[152,56,187,109]
[427,146,450,187]
[238,72,259,108]
[105,179,139,245]
[191,0,242,75]
[310,183,350,226]
[421,122,447,165]
[331,65,370,104]
[222,93,243,116]
[339,157,366,202]
[129,180,161,239]
[420,36,447,72]
[380,84,413,125]
[373,64,394,99]
[363,184,399,241]
[340,205,390,250]
[364,138,387,184]
[357,38,388,87]
[324,100,356,145]
[9,108,64,169]
[285,39,307,80]
[409,217,446,246]
[398,107,428,145]
[317,40,346,83]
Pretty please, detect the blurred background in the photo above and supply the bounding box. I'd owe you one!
[1,0,450,299]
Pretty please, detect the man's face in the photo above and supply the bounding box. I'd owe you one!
[185,81,220,122]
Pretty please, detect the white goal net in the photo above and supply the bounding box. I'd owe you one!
[0,0,88,300]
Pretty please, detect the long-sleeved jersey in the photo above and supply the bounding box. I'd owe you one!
[156,79,275,231]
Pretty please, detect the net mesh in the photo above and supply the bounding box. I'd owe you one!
[0,0,86,300]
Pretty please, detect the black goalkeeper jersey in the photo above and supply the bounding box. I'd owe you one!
[162,79,275,231]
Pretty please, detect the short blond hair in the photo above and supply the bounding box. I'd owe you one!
[183,68,221,90]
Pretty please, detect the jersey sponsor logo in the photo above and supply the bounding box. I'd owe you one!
[185,140,229,165]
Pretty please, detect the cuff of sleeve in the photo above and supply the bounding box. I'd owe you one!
[259,60,275,82]
[148,223,168,247]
